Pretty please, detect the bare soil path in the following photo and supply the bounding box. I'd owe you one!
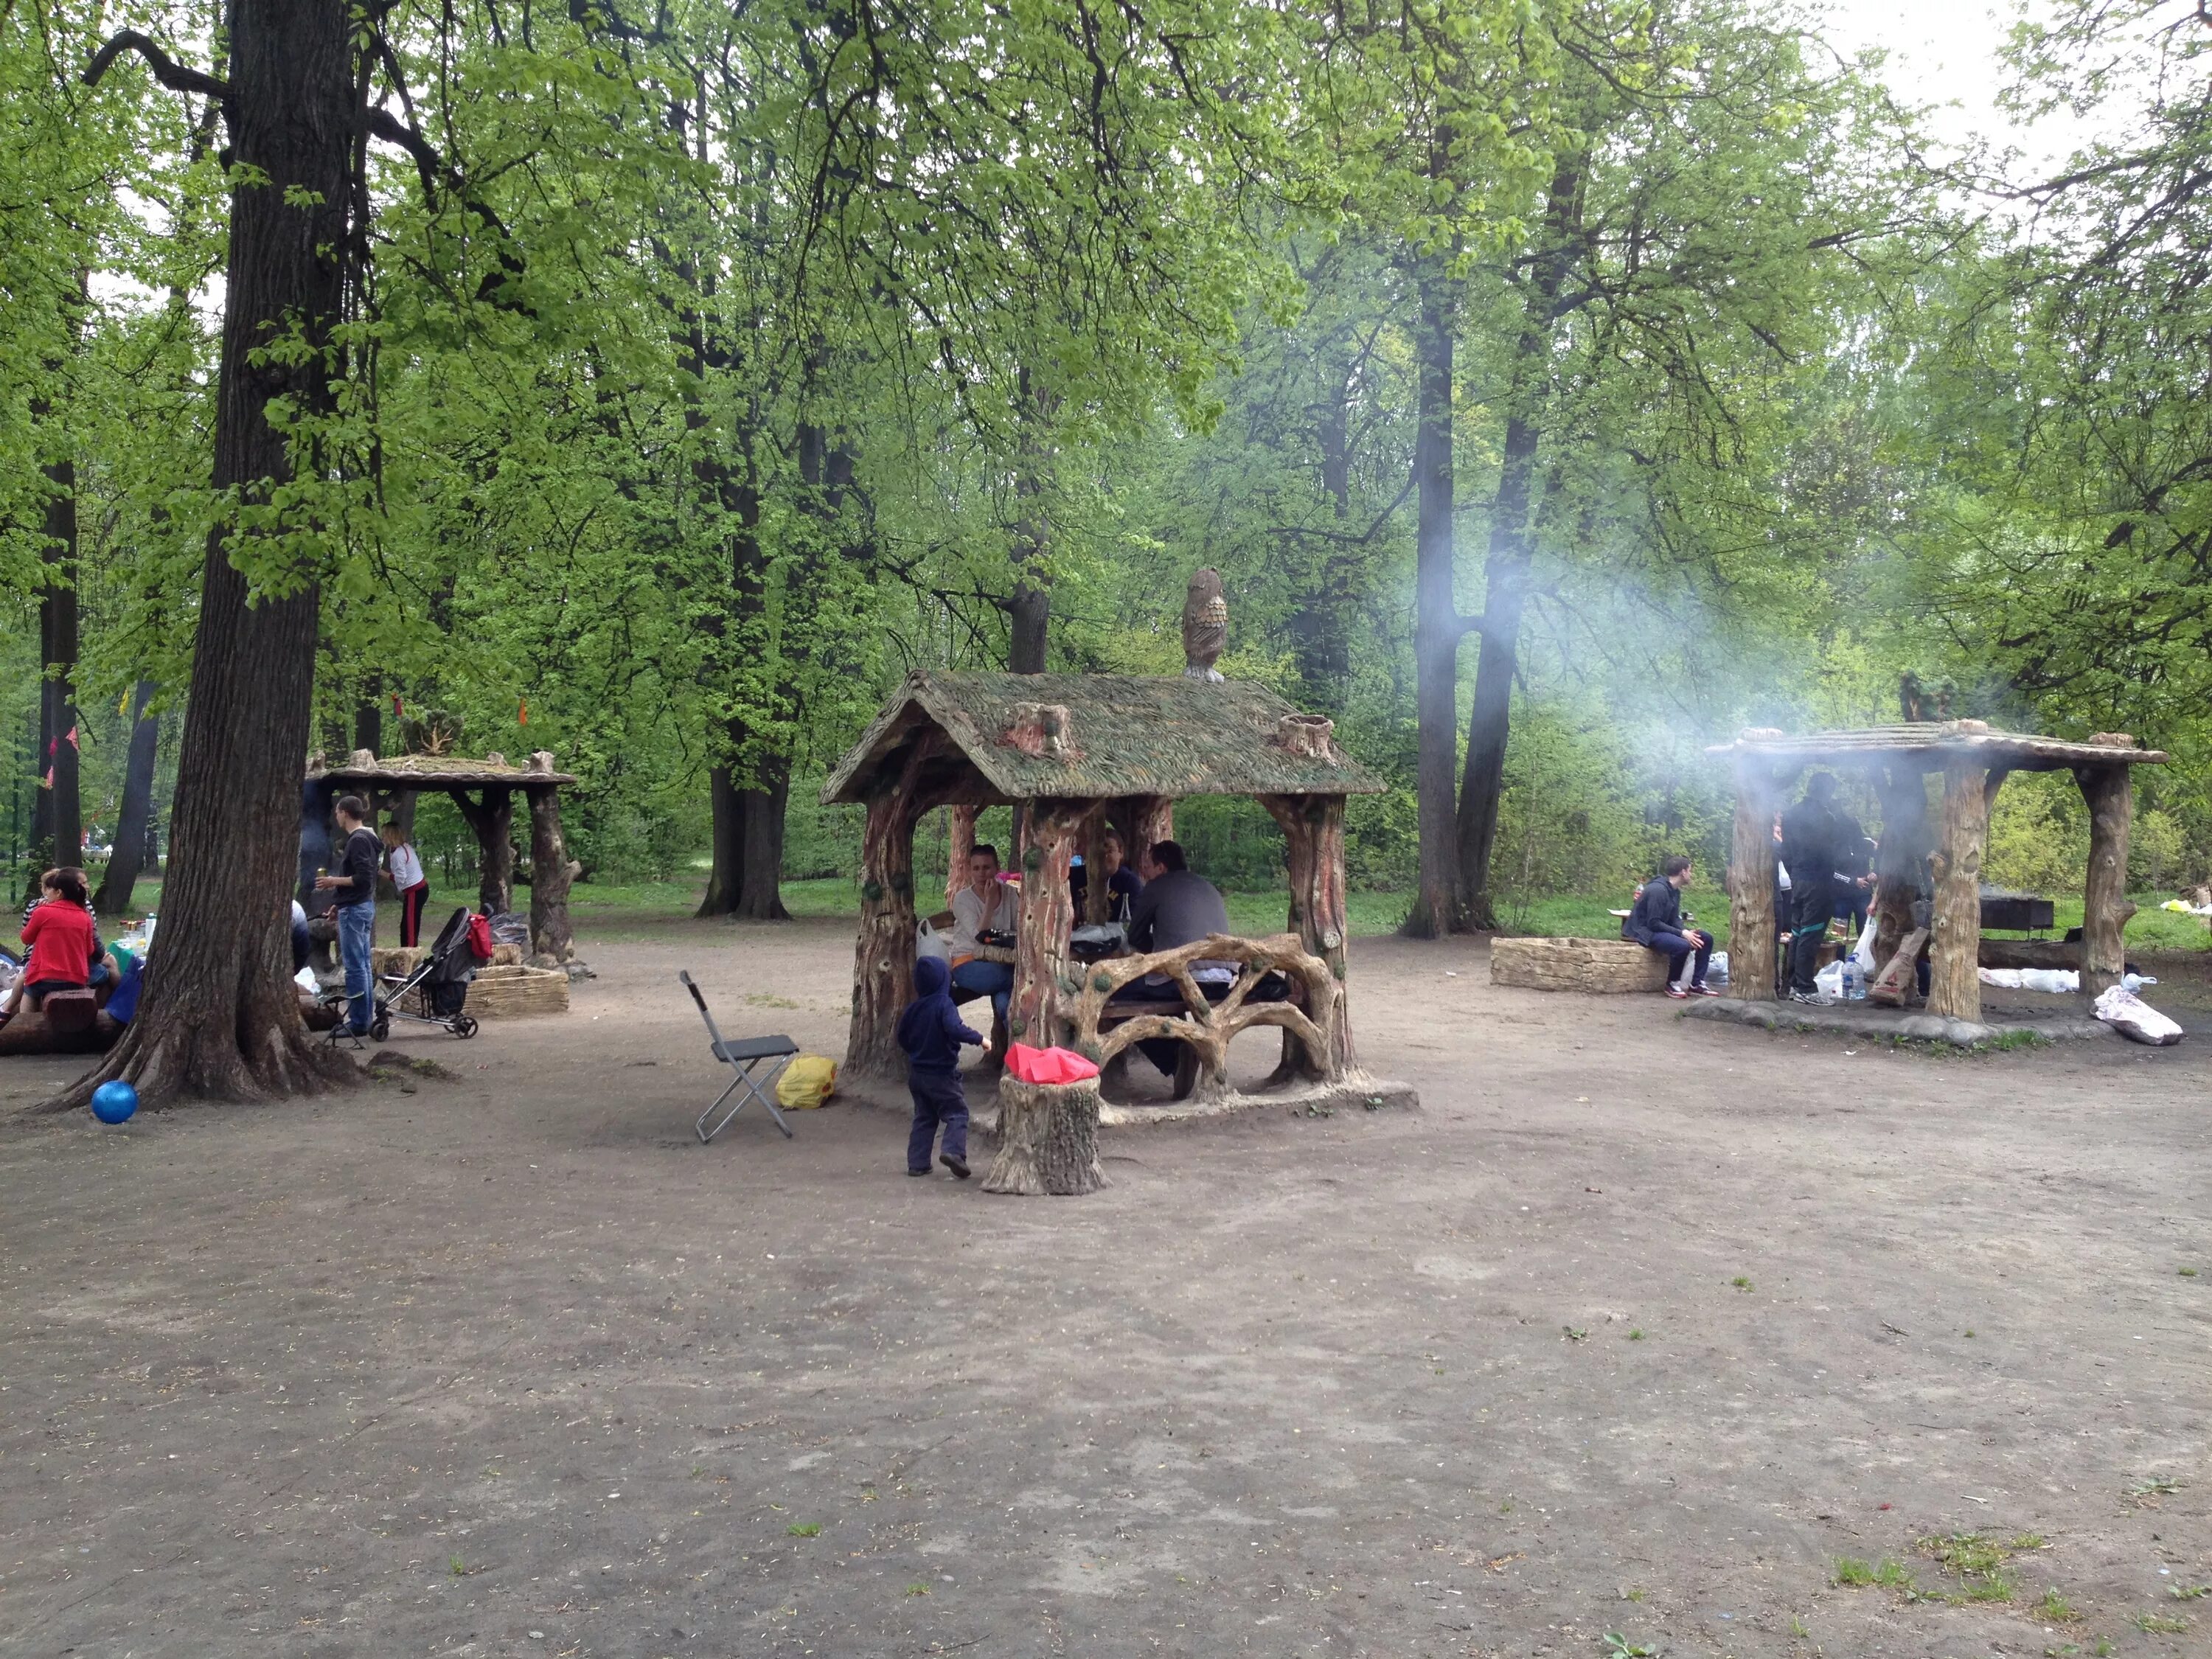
[2,918,2208,1658]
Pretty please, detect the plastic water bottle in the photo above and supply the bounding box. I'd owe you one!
[1840,960,1864,1001]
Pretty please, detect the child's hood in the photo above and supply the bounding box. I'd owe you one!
[911,955,950,998]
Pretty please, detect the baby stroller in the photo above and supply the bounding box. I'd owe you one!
[333,908,484,1043]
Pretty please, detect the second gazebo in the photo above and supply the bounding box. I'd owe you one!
[822,669,1410,1117]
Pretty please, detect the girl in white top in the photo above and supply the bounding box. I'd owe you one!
[381,824,431,947]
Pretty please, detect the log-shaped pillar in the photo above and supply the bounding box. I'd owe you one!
[945,804,978,909]
[1262,792,1351,1078]
[846,742,943,1081]
[1927,759,1990,1020]
[451,786,515,917]
[1726,760,1783,1001]
[1130,796,1173,861]
[2076,763,2135,1001]
[525,784,574,963]
[1871,765,1933,975]
[1012,798,1082,1049]
[1079,803,1112,925]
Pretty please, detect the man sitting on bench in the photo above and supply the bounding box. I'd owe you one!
[1121,840,1236,1077]
[1625,854,1717,999]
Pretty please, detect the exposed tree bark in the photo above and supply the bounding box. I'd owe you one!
[526,785,575,963]
[92,681,160,914]
[1008,364,1052,673]
[1079,802,1110,925]
[844,735,942,1080]
[352,678,382,757]
[1927,760,1989,1021]
[55,0,361,1109]
[1453,156,1585,930]
[1725,759,1783,1001]
[453,787,515,916]
[1011,798,1082,1048]
[2076,763,2135,1001]
[1261,792,1352,1077]
[984,1076,1105,1196]
[945,804,978,908]
[1871,765,1933,978]
[1402,265,1460,939]
[699,733,792,920]
[37,449,83,870]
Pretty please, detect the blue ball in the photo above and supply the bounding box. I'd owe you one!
[91,1079,139,1125]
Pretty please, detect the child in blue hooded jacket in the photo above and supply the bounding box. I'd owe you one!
[898,955,984,1178]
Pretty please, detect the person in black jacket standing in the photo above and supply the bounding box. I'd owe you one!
[314,795,380,1037]
[1626,855,1717,997]
[1778,773,1845,1004]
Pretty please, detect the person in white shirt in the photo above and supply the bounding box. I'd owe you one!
[382,824,431,947]
[947,843,1018,1031]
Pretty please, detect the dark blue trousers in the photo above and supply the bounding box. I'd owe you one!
[907,1070,969,1171]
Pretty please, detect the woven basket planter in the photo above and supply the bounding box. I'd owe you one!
[1490,936,1671,994]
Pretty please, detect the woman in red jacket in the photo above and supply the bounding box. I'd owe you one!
[0,867,97,1029]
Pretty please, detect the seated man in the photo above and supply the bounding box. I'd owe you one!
[946,843,1018,1034]
[1072,830,1144,924]
[1121,840,1233,1080]
[1624,854,1717,998]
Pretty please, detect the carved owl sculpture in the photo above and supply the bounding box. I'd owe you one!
[1182,568,1228,682]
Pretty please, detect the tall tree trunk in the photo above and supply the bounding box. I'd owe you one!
[1450,156,1585,932]
[526,783,575,964]
[38,452,82,870]
[59,0,361,1107]
[92,681,160,914]
[352,677,382,758]
[1009,364,1051,672]
[1402,268,1461,939]
[1290,361,1356,712]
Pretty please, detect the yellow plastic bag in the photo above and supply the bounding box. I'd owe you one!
[775,1054,838,1110]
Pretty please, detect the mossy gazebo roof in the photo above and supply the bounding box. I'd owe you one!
[821,670,1385,805]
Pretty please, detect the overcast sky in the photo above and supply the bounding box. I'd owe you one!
[1811,0,2129,170]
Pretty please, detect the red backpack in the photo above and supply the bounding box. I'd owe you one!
[465,913,495,961]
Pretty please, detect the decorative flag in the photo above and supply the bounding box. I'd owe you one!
[40,767,52,790]
[518,699,529,727]
[64,723,77,750]
[392,692,405,718]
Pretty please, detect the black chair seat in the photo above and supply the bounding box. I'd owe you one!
[714,1034,798,1063]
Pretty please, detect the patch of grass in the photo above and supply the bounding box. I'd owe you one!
[1986,1028,2048,1051]
[1834,1557,1914,1590]
[1731,1276,1753,1292]
[1789,1614,1810,1638]
[1918,1531,2024,1604]
[904,1582,931,1596]
[2125,1476,2185,1506]
[786,1523,821,1537]
[2011,1533,2049,1551]
[1600,1634,1658,1658]
[2039,1588,2082,1622]
[1627,1328,1645,1340]
[2180,1267,2199,1278]
[2132,1611,2189,1633]
[1955,1571,2017,1604]
[1562,1325,1590,1342]
[2170,1583,2212,1601]
[448,1554,467,1577]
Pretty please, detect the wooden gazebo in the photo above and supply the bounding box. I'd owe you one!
[823,669,1402,1112]
[305,748,580,965]
[1708,721,2167,1022]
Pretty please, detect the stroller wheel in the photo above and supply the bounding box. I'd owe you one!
[370,1014,391,1043]
[453,1015,479,1040]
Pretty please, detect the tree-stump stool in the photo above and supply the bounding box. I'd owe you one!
[984,1077,1107,1197]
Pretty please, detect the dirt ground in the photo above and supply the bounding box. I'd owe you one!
[2,917,2208,1659]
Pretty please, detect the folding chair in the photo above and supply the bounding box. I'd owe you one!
[679,970,798,1144]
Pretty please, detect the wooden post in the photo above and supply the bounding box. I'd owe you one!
[1011,797,1082,1049]
[451,785,514,917]
[525,785,574,964]
[1726,760,1780,1001]
[1130,795,1173,861]
[846,740,941,1081]
[984,1076,1105,1196]
[1079,803,1111,924]
[1262,793,1351,1077]
[2077,763,2135,1001]
[1927,759,1989,1021]
[945,804,977,908]
[1871,765,1932,978]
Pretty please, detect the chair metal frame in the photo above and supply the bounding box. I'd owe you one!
[679,970,797,1143]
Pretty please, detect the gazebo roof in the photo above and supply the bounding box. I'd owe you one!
[1705,721,2167,773]
[309,751,577,788]
[821,670,1385,805]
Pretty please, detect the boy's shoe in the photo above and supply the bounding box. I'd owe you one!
[1788,990,1834,1006]
[906,1168,930,1178]
[1688,983,1722,997]
[941,1153,970,1180]
[1664,984,1689,999]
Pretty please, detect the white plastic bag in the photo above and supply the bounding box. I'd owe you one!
[1851,919,1878,971]
[915,918,953,962]
[1815,959,1845,999]
[2095,984,2184,1046]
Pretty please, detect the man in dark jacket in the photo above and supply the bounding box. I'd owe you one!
[314,795,381,1036]
[1778,773,1846,1004]
[1626,855,1716,997]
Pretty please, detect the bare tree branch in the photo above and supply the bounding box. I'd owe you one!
[83,30,233,102]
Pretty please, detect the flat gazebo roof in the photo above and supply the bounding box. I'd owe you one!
[1706,721,2166,772]
[308,752,577,789]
